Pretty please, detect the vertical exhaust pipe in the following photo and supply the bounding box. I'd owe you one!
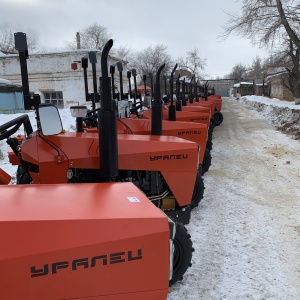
[176,74,182,111]
[14,32,40,110]
[168,63,178,121]
[143,75,147,96]
[88,51,100,108]
[149,72,154,99]
[132,69,138,107]
[98,39,118,181]
[195,80,199,102]
[151,63,165,136]
[127,71,132,98]
[182,78,187,106]
[189,76,194,104]
[116,62,124,100]
[81,56,90,104]
[110,65,116,99]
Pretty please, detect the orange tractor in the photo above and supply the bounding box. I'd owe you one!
[81,58,212,175]
[2,35,204,223]
[0,35,195,299]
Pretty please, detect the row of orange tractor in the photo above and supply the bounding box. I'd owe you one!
[0,33,223,299]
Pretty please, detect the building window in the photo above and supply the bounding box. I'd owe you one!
[44,91,64,108]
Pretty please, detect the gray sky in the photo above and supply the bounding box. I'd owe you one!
[1,0,269,78]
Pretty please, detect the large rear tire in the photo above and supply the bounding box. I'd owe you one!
[190,173,204,209]
[169,221,193,286]
[201,148,212,175]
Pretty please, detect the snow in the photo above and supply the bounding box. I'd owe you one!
[233,82,253,87]
[0,78,13,85]
[1,95,300,299]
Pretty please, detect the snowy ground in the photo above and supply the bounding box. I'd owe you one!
[168,96,300,299]
[1,96,300,299]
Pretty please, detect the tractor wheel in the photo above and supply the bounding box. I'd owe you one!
[201,148,212,175]
[190,173,204,209]
[16,165,32,184]
[206,139,213,151]
[169,221,194,286]
[213,111,223,126]
[208,126,213,140]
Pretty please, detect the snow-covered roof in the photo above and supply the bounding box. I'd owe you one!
[0,48,128,64]
[0,78,22,92]
[266,67,287,75]
[0,78,13,85]
[233,82,253,88]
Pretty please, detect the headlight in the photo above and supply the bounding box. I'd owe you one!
[70,106,87,118]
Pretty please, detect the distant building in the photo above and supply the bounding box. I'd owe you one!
[0,78,23,113]
[0,50,128,109]
[233,82,254,97]
[265,67,294,101]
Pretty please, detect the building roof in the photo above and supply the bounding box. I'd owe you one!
[0,78,22,92]
[233,82,253,88]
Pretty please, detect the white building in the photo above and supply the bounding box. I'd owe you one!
[0,50,129,109]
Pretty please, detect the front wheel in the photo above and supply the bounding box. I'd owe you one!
[213,111,223,126]
[16,165,32,184]
[190,173,204,209]
[169,221,194,286]
[201,148,212,175]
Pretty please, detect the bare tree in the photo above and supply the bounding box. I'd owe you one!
[221,0,300,104]
[247,56,263,79]
[178,48,206,80]
[130,44,173,81]
[0,30,37,54]
[112,45,132,61]
[228,63,248,82]
[65,23,112,50]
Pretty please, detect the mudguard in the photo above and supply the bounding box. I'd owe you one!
[0,182,170,299]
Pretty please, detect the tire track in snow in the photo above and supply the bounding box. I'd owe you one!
[168,98,300,300]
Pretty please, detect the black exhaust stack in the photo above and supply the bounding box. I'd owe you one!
[163,75,167,97]
[189,75,194,104]
[116,62,124,100]
[149,72,154,99]
[168,63,178,121]
[182,78,187,106]
[110,65,116,100]
[127,71,132,98]
[176,74,182,111]
[143,74,147,96]
[14,32,40,110]
[132,69,138,107]
[151,63,165,136]
[98,39,118,181]
[195,80,200,102]
[81,56,90,104]
[88,51,100,108]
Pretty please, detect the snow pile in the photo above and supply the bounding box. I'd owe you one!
[237,95,300,140]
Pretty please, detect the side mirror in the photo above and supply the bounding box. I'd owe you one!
[38,104,63,136]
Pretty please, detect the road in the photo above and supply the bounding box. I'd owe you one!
[168,97,300,299]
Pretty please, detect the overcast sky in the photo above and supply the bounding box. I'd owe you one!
[1,0,269,78]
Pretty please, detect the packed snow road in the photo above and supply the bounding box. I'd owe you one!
[168,97,300,299]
